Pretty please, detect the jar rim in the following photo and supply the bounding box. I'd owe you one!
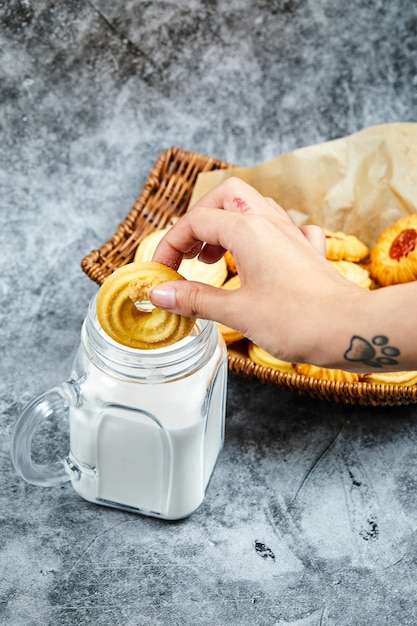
[81,294,218,379]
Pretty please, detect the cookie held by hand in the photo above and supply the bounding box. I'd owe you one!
[96,261,195,349]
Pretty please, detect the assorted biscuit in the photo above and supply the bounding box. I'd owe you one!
[248,343,296,374]
[134,227,228,287]
[215,274,245,344]
[329,260,372,290]
[294,363,360,384]
[369,215,417,286]
[324,229,369,262]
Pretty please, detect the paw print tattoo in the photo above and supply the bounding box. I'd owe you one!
[344,335,400,368]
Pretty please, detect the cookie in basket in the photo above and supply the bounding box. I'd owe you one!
[224,250,237,274]
[329,260,372,289]
[360,370,417,386]
[216,274,244,344]
[295,362,360,383]
[369,215,417,286]
[248,342,296,373]
[324,229,369,262]
[216,323,244,345]
[221,274,240,290]
[134,228,228,287]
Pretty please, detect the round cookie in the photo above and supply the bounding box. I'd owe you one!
[329,260,372,289]
[248,342,296,373]
[134,228,228,287]
[216,322,244,345]
[224,250,237,274]
[221,274,241,291]
[324,229,369,262]
[370,215,417,286]
[295,362,359,383]
[215,274,244,344]
[96,261,195,349]
[360,370,417,386]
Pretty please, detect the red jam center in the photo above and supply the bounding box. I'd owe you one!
[389,228,417,261]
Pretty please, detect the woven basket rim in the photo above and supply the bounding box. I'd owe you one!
[81,145,417,407]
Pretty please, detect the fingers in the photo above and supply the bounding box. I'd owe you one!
[151,178,326,278]
[149,279,240,329]
[300,224,326,256]
[151,207,237,270]
[192,177,286,218]
[152,177,290,269]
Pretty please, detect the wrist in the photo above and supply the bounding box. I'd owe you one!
[307,283,417,373]
[302,285,374,372]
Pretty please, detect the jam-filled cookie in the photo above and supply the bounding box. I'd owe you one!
[324,229,369,262]
[96,261,195,349]
[370,215,417,286]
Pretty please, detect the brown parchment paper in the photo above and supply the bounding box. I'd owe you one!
[189,123,417,247]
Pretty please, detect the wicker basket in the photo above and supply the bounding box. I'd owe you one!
[81,146,417,407]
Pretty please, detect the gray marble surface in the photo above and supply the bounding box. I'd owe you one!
[2,1,417,624]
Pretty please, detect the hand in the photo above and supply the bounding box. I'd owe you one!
[150,177,367,365]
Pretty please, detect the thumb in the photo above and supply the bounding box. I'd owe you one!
[149,280,233,323]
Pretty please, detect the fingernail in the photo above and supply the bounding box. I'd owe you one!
[149,284,176,310]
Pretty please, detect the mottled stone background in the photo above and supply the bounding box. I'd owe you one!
[1,1,417,624]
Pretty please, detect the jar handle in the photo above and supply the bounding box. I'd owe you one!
[10,381,81,487]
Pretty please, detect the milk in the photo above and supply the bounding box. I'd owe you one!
[68,341,227,519]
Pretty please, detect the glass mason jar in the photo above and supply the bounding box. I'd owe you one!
[11,295,228,520]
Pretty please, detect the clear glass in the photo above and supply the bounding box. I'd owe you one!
[11,295,227,520]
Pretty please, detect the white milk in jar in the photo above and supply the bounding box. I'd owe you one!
[11,295,227,520]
